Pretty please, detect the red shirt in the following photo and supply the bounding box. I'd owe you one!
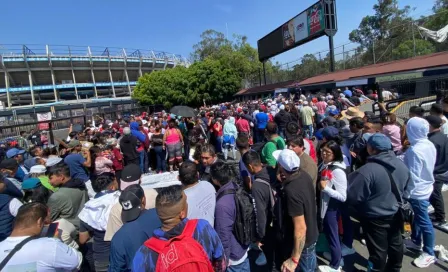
[213,122,223,137]
[112,148,124,171]
[305,138,317,163]
[236,118,250,133]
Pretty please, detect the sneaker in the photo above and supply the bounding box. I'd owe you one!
[322,252,344,267]
[361,239,367,246]
[341,244,356,256]
[438,245,448,262]
[318,265,342,272]
[428,205,435,214]
[413,252,436,268]
[404,239,422,251]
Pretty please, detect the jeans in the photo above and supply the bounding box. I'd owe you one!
[296,243,316,272]
[184,138,190,160]
[303,125,313,139]
[430,177,445,222]
[323,210,342,268]
[154,146,167,172]
[222,144,236,160]
[361,214,403,272]
[215,135,223,153]
[409,198,435,256]
[138,150,145,173]
[227,257,250,272]
[278,128,286,140]
[256,128,266,143]
[340,202,354,248]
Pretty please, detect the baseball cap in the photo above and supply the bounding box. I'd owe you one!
[6,148,25,159]
[46,157,63,167]
[426,115,443,129]
[279,105,285,110]
[22,178,42,190]
[24,157,38,171]
[272,149,300,172]
[328,108,340,116]
[0,158,18,170]
[119,184,145,222]
[120,164,142,190]
[68,140,81,149]
[322,127,340,141]
[367,133,392,152]
[30,165,46,174]
[322,116,337,126]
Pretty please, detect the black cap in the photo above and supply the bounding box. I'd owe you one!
[322,116,337,126]
[121,164,142,183]
[119,184,145,223]
[426,115,443,129]
[0,158,18,170]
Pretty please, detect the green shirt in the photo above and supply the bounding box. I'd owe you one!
[261,136,286,166]
[38,176,58,192]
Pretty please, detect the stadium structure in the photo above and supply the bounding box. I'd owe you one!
[0,44,189,108]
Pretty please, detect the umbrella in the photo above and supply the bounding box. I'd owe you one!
[170,106,197,118]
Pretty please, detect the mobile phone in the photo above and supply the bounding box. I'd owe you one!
[41,222,59,238]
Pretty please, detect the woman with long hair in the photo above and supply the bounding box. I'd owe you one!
[90,146,114,178]
[163,119,184,171]
[318,140,354,271]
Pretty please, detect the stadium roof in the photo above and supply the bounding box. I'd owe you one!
[236,51,448,96]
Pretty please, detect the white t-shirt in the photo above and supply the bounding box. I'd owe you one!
[382,90,393,100]
[184,180,216,227]
[0,236,82,272]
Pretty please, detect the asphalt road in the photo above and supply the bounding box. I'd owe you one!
[222,150,448,272]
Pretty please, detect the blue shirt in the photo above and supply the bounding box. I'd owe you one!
[239,158,254,184]
[132,219,226,272]
[109,209,161,272]
[64,153,89,182]
[14,166,26,182]
[343,90,353,97]
[255,112,269,129]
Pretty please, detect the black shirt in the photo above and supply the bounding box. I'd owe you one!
[80,220,110,264]
[283,170,318,249]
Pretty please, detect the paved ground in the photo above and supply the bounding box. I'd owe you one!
[220,149,448,271]
[317,192,448,272]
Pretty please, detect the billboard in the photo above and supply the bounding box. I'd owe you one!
[258,0,335,62]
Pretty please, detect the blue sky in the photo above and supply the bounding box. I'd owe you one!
[0,0,435,64]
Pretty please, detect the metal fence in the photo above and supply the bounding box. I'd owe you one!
[0,102,164,141]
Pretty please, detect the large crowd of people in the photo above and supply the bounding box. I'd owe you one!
[0,87,447,272]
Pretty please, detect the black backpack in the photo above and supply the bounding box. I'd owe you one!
[217,183,256,246]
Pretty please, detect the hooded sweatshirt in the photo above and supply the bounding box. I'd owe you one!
[274,109,292,129]
[223,117,238,139]
[404,117,436,200]
[120,134,139,163]
[347,151,410,218]
[130,122,146,143]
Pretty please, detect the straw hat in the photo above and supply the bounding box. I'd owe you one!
[341,107,365,119]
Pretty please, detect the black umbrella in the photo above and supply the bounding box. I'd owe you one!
[170,106,197,118]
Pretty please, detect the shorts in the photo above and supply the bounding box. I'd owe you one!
[167,142,182,160]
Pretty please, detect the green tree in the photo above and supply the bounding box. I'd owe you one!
[392,39,436,60]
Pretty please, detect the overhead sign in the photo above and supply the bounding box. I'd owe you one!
[376,72,423,83]
[258,0,336,62]
[336,78,369,87]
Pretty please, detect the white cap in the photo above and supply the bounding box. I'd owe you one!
[30,165,46,174]
[267,103,272,107]
[279,104,285,110]
[303,101,309,105]
[272,149,300,172]
[46,157,62,167]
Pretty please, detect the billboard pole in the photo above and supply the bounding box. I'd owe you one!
[262,61,267,85]
[329,35,335,72]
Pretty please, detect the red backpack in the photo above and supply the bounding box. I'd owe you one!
[144,219,214,272]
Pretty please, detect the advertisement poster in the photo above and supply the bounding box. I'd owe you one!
[37,112,51,130]
[307,2,325,36]
[294,12,309,43]
[282,20,295,48]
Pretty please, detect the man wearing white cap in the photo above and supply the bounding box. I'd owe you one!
[273,149,318,272]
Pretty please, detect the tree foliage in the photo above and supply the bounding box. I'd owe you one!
[132,59,240,108]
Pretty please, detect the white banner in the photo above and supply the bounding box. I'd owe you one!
[140,171,181,189]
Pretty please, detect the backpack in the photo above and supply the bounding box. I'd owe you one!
[217,183,256,246]
[251,139,278,158]
[144,219,214,272]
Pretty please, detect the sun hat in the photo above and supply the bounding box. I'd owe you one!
[341,107,365,119]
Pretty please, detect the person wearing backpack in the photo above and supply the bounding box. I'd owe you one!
[242,151,277,270]
[211,162,251,271]
[132,185,226,272]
